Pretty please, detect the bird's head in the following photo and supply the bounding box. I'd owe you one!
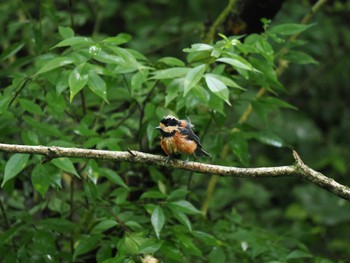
[155,115,180,136]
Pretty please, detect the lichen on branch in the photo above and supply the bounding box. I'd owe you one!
[0,143,349,202]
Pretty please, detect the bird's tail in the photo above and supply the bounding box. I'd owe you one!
[194,147,210,157]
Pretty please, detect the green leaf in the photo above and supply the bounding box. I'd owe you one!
[0,94,11,114]
[48,196,69,213]
[87,70,108,102]
[144,103,155,121]
[69,63,89,102]
[0,225,23,247]
[183,43,213,52]
[110,46,138,65]
[124,221,143,231]
[23,116,62,137]
[39,218,76,233]
[205,73,245,91]
[131,70,148,92]
[161,243,184,262]
[141,190,167,199]
[209,247,226,263]
[0,42,25,62]
[91,219,118,233]
[58,26,74,39]
[208,92,224,114]
[165,79,182,106]
[31,164,51,198]
[286,249,312,260]
[260,97,297,110]
[93,50,123,64]
[157,57,185,67]
[101,33,132,45]
[35,57,75,76]
[51,158,79,177]
[250,131,286,148]
[171,210,192,231]
[167,188,189,201]
[229,134,249,166]
[21,130,39,145]
[18,98,44,116]
[255,37,275,60]
[74,124,98,137]
[284,50,318,65]
[96,244,113,263]
[184,64,206,95]
[100,168,128,189]
[53,36,94,48]
[268,23,315,35]
[101,256,126,263]
[167,200,202,215]
[31,230,57,256]
[204,74,231,106]
[73,234,102,261]
[176,233,202,257]
[193,231,221,246]
[217,57,259,72]
[138,239,163,254]
[249,57,284,92]
[2,154,30,187]
[118,233,145,256]
[151,205,165,239]
[151,67,189,79]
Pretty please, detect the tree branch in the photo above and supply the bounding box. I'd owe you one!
[0,143,349,201]
[204,0,237,43]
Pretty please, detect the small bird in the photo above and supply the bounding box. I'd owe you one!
[155,115,210,160]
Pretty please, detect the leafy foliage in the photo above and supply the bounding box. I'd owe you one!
[1,0,350,262]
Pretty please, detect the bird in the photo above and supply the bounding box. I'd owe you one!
[155,115,210,161]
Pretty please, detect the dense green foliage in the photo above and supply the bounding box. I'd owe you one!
[1,0,350,262]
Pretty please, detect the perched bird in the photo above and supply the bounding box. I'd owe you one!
[155,115,210,160]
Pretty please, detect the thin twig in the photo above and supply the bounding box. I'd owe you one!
[9,77,31,107]
[204,0,237,43]
[0,143,349,202]
[201,174,219,214]
[127,148,136,156]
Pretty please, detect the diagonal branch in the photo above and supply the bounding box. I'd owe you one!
[0,143,349,201]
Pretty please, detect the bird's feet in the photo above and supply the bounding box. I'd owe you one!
[184,157,190,165]
[165,155,171,163]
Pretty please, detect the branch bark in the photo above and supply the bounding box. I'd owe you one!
[0,143,349,201]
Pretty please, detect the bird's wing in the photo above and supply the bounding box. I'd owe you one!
[178,127,202,147]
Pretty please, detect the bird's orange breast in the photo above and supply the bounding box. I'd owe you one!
[160,131,197,156]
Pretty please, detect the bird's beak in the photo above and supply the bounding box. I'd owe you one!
[155,126,161,130]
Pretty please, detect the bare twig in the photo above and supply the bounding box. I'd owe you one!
[0,143,349,202]
[204,0,237,43]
